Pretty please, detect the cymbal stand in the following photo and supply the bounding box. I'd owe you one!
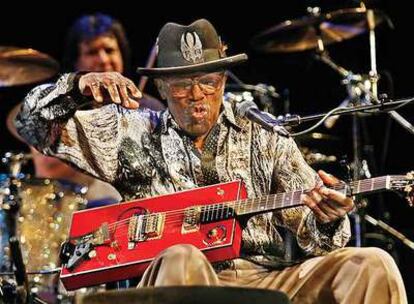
[309,5,372,246]
[311,5,414,247]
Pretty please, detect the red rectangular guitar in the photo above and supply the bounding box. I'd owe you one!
[59,173,413,290]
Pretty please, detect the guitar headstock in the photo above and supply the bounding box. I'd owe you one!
[390,171,414,206]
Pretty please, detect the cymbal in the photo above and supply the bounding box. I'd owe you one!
[79,286,290,304]
[0,46,59,87]
[252,7,387,53]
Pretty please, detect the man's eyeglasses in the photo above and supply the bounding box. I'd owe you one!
[163,72,224,98]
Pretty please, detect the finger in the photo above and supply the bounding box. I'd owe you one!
[105,82,122,104]
[302,195,331,223]
[318,200,346,218]
[122,97,130,109]
[118,84,130,104]
[309,189,324,205]
[126,81,143,99]
[318,170,341,186]
[89,82,103,103]
[127,98,140,109]
[320,187,354,210]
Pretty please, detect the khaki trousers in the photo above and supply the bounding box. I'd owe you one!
[138,245,407,304]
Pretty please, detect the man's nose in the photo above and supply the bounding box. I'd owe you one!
[189,83,205,101]
[97,49,111,64]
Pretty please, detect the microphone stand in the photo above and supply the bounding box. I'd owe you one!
[247,97,414,129]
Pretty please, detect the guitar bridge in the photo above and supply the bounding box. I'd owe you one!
[128,213,165,249]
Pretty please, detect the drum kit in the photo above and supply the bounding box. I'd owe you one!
[0,48,88,302]
[0,4,413,303]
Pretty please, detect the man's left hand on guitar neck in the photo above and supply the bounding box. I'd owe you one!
[302,170,355,224]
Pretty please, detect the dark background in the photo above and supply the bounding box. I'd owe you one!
[1,0,413,301]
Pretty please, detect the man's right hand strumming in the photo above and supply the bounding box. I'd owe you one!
[78,72,142,109]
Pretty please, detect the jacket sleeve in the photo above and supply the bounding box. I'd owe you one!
[15,73,155,183]
[272,136,351,256]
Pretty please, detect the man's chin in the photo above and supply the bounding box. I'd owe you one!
[183,124,211,138]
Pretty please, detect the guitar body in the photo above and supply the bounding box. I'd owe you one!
[60,180,247,290]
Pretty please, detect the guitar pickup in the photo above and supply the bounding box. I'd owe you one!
[182,207,201,233]
[128,213,165,249]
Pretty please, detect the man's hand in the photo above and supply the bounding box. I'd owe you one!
[78,72,142,109]
[302,170,355,224]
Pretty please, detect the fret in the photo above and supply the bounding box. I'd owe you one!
[275,193,282,209]
[243,199,248,214]
[227,203,233,217]
[202,206,207,222]
[245,198,249,213]
[265,194,269,210]
[219,203,224,220]
[374,177,381,191]
[293,190,302,206]
[207,205,212,221]
[215,203,220,220]
[237,200,244,215]
[250,197,255,213]
[212,204,217,220]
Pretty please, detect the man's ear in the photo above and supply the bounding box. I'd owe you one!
[155,79,168,100]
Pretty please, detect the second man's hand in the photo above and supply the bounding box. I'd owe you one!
[78,72,142,109]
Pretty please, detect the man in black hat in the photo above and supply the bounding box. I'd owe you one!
[15,19,406,303]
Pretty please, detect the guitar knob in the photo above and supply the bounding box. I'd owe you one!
[107,253,116,261]
[208,228,218,237]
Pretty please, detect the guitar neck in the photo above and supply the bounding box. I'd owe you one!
[229,175,394,216]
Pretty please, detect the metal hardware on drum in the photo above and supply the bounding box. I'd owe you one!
[314,52,414,135]
[225,70,280,115]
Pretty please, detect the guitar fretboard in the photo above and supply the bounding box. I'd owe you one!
[200,176,393,219]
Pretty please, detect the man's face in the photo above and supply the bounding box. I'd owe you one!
[159,72,226,138]
[76,35,123,73]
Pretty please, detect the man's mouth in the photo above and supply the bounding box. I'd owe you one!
[190,105,208,119]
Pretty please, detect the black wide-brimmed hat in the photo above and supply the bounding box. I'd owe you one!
[137,19,248,77]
